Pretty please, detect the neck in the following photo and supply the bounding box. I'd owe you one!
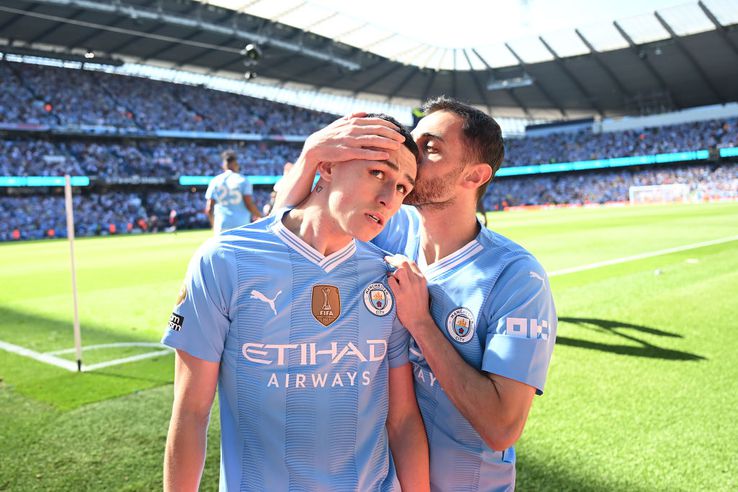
[281,195,352,256]
[417,201,480,265]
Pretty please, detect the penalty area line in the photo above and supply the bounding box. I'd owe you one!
[549,234,738,277]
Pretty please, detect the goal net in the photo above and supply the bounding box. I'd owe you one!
[628,184,690,205]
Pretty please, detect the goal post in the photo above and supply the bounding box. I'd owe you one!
[628,184,690,205]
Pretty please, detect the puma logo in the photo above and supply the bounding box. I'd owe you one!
[250,289,282,316]
[529,271,546,289]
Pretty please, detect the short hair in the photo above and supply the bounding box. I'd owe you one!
[221,150,238,163]
[365,113,420,164]
[421,96,505,200]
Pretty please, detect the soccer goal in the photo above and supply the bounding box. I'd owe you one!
[628,184,690,205]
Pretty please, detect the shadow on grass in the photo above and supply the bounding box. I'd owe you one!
[0,304,162,349]
[558,317,705,361]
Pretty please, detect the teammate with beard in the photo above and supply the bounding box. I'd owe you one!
[274,98,557,491]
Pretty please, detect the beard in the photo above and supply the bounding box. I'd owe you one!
[404,166,462,208]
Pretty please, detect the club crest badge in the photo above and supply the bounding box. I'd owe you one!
[363,282,393,316]
[312,284,341,326]
[446,307,475,343]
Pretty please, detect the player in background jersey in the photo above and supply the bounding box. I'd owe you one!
[274,98,557,491]
[162,115,429,491]
[205,150,262,234]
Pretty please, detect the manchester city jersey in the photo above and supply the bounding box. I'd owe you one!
[374,205,557,492]
[205,170,254,232]
[163,210,409,491]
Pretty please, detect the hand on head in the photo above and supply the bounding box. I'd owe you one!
[302,113,406,166]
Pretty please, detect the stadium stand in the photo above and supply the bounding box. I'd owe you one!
[504,118,737,167]
[1,61,736,242]
[2,62,336,134]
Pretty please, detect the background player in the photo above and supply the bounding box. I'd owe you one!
[204,149,262,234]
[275,98,557,491]
[162,115,429,491]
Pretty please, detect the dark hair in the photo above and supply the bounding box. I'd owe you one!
[221,149,238,163]
[421,96,505,200]
[365,113,420,164]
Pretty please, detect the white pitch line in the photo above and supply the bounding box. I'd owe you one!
[549,234,738,277]
[0,340,78,372]
[46,342,167,356]
[0,340,174,372]
[83,349,173,372]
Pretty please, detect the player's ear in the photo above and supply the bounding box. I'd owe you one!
[462,162,492,191]
[317,161,336,183]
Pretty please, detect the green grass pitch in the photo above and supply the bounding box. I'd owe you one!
[1,201,736,490]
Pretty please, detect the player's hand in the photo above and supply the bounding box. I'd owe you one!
[301,113,405,168]
[385,255,434,336]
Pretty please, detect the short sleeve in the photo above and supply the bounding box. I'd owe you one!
[240,177,253,196]
[481,257,557,395]
[386,317,410,368]
[204,179,215,200]
[161,240,234,362]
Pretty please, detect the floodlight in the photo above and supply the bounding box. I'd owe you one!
[241,43,262,62]
[487,75,534,91]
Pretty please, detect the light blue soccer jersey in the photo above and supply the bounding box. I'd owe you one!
[162,210,409,491]
[374,205,557,492]
[205,170,254,233]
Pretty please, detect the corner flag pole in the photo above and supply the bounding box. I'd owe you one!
[64,175,83,372]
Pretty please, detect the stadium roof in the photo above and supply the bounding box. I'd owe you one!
[1,0,737,119]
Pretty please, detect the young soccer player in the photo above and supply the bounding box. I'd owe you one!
[275,98,557,491]
[162,115,429,491]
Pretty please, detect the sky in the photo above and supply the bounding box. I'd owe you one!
[262,0,696,48]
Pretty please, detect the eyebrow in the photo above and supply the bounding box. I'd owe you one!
[380,159,416,187]
[414,132,444,143]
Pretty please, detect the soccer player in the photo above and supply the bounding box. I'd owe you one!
[275,98,557,491]
[162,115,429,491]
[204,149,262,234]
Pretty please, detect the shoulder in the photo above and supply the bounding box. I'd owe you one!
[395,205,421,224]
[209,215,280,253]
[478,228,548,281]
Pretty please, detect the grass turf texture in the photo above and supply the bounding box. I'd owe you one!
[1,201,736,490]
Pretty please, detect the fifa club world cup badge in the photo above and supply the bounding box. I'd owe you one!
[363,282,393,316]
[446,307,475,343]
[312,284,341,327]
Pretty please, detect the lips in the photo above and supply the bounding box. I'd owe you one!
[366,212,384,226]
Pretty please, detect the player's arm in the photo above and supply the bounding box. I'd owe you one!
[242,194,262,220]
[272,113,405,209]
[386,256,538,451]
[204,198,215,227]
[387,362,430,491]
[164,349,219,492]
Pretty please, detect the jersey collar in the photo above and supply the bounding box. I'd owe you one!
[272,212,357,273]
[419,237,484,280]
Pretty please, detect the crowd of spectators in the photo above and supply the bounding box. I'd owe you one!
[2,60,738,242]
[0,188,274,241]
[0,63,55,125]
[504,118,737,167]
[3,164,735,242]
[0,137,302,178]
[3,61,738,178]
[482,163,737,209]
[2,61,336,134]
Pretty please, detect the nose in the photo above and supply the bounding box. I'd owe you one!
[377,182,398,210]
